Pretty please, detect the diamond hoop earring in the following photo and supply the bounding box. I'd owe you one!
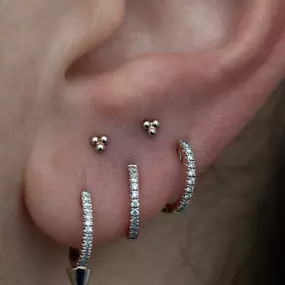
[163,140,196,213]
[128,165,140,240]
[67,191,94,285]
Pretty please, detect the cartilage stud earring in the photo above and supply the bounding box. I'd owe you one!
[142,120,160,137]
[90,135,109,153]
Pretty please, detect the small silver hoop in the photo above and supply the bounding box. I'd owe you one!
[128,165,140,240]
[163,140,196,213]
[67,191,94,285]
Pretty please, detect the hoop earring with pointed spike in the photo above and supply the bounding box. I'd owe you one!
[67,190,94,285]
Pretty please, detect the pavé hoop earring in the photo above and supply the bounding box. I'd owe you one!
[163,140,196,213]
[128,165,140,240]
[67,190,94,285]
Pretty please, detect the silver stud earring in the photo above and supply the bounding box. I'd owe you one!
[128,165,140,240]
[162,140,196,213]
[142,120,160,137]
[67,191,94,285]
[90,135,109,153]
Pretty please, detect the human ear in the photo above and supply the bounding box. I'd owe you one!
[25,0,285,247]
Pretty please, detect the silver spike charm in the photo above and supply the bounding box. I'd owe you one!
[67,267,92,285]
[67,191,94,285]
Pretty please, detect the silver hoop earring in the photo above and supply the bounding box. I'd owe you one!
[67,191,94,285]
[128,165,140,240]
[163,140,196,213]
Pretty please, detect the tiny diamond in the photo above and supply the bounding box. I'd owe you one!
[85,219,93,226]
[187,178,196,185]
[131,224,139,231]
[81,196,88,202]
[187,161,195,168]
[131,177,137,183]
[188,170,196,176]
[176,205,184,212]
[84,209,92,215]
[131,209,139,216]
[186,149,193,156]
[129,166,138,176]
[84,212,92,218]
[131,199,139,208]
[130,227,138,234]
[129,233,138,239]
[84,216,92,223]
[131,191,139,199]
[130,174,138,181]
[131,183,139,190]
[186,186,194,194]
[83,202,91,208]
[131,218,139,225]
[184,194,192,201]
[83,235,93,242]
[85,226,93,233]
[82,191,90,197]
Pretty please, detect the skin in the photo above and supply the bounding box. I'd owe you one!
[0,0,285,284]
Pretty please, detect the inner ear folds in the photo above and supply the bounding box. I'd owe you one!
[65,0,285,169]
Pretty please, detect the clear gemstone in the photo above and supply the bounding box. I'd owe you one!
[131,209,139,216]
[130,174,138,181]
[187,178,196,185]
[187,161,195,168]
[129,167,138,176]
[131,177,137,183]
[85,219,93,226]
[83,202,91,208]
[186,149,193,156]
[83,213,93,220]
[188,170,196,176]
[131,199,139,208]
[82,191,90,197]
[81,196,88,202]
[129,233,138,239]
[131,183,139,190]
[131,191,139,199]
[85,226,93,233]
[184,194,192,201]
[83,235,93,242]
[131,224,139,231]
[131,218,139,225]
[186,186,194,194]
[176,205,184,212]
[129,228,138,235]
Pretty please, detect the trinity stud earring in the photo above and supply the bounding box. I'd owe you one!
[142,120,160,137]
[163,140,196,213]
[67,191,94,285]
[127,165,140,240]
[90,135,109,153]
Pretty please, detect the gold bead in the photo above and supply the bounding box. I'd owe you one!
[148,127,157,136]
[96,143,105,152]
[90,136,99,146]
[152,120,160,128]
[142,120,151,130]
[100,136,109,144]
